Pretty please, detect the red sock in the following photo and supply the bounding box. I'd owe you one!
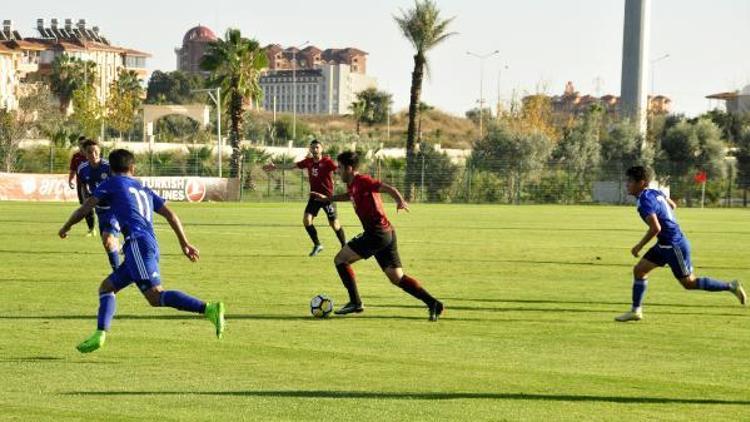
[336,264,361,305]
[399,275,437,306]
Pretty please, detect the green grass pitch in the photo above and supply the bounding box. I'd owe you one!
[0,201,748,420]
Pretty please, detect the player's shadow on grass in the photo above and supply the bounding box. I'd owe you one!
[366,303,748,318]
[443,297,737,310]
[0,314,491,323]
[419,257,750,271]
[66,390,750,405]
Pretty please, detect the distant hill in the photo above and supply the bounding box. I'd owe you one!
[256,108,479,149]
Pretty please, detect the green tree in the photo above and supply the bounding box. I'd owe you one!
[349,100,366,135]
[394,0,456,199]
[600,120,643,178]
[734,126,750,206]
[0,85,57,171]
[415,142,458,202]
[71,85,103,138]
[145,70,204,105]
[554,105,603,199]
[471,122,553,203]
[49,55,97,111]
[353,87,393,126]
[106,70,144,139]
[465,106,493,128]
[201,28,268,177]
[657,118,727,203]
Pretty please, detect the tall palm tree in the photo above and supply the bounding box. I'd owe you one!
[394,0,456,199]
[200,28,267,177]
[49,55,98,112]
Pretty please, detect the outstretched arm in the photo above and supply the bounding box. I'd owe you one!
[631,214,661,257]
[378,183,409,213]
[155,205,200,262]
[666,197,677,210]
[59,196,98,238]
[262,161,299,172]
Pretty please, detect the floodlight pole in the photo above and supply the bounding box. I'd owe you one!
[193,87,222,177]
[467,50,499,138]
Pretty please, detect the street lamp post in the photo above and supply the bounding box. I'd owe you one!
[467,50,499,139]
[292,41,309,141]
[192,87,222,177]
[497,64,509,116]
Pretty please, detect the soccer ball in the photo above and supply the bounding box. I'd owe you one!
[310,294,334,318]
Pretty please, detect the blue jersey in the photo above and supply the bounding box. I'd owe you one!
[77,160,112,209]
[636,189,684,245]
[92,175,166,242]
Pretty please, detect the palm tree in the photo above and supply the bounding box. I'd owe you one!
[200,28,268,177]
[49,55,98,112]
[394,0,456,199]
[349,100,366,135]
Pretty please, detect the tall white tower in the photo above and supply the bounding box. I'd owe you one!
[620,0,651,139]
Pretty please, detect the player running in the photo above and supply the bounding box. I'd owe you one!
[76,139,121,271]
[68,136,96,236]
[311,151,444,321]
[59,149,225,353]
[615,166,746,322]
[263,139,346,257]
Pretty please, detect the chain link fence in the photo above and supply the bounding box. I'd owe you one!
[9,144,747,207]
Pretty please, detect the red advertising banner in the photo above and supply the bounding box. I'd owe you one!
[0,173,239,202]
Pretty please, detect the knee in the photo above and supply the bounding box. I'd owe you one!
[144,291,162,307]
[98,278,116,294]
[329,219,340,229]
[679,276,697,290]
[334,253,346,266]
[103,236,117,251]
[633,266,646,280]
[384,268,402,285]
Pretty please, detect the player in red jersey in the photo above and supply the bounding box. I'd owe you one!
[68,136,96,236]
[311,151,444,321]
[264,139,346,256]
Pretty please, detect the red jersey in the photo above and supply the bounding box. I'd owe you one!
[69,152,87,178]
[347,174,392,233]
[297,156,337,197]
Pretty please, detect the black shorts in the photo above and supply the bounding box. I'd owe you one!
[348,229,402,270]
[304,198,337,220]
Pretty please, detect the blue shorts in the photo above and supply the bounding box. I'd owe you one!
[96,208,121,237]
[109,236,161,292]
[643,239,693,279]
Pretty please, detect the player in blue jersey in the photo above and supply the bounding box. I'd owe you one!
[59,149,225,353]
[76,139,121,271]
[615,166,746,322]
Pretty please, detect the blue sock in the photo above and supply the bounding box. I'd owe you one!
[97,292,116,331]
[632,278,647,310]
[159,290,206,314]
[697,277,731,292]
[106,250,120,271]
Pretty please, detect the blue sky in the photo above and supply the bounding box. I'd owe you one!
[6,0,750,116]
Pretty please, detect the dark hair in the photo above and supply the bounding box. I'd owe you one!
[626,165,653,183]
[310,139,321,146]
[109,149,135,173]
[337,151,359,169]
[81,139,99,150]
[77,135,86,145]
